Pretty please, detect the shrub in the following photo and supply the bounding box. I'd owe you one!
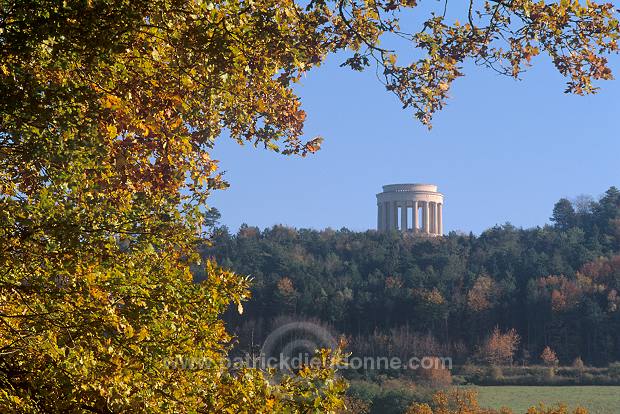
[489,366,504,381]
[405,389,589,414]
[528,406,589,414]
[544,367,557,381]
[459,365,485,377]
[572,357,585,370]
[347,380,382,405]
[608,362,620,378]
[406,389,498,414]
[339,396,371,414]
[418,357,453,387]
[582,373,595,384]
[372,388,421,414]
[347,378,433,414]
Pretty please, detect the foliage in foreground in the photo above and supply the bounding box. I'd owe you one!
[406,389,587,414]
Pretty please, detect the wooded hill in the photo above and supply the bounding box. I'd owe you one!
[201,187,620,366]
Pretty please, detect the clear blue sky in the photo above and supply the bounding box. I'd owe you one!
[210,50,620,235]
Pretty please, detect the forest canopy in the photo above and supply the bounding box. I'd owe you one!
[205,187,620,366]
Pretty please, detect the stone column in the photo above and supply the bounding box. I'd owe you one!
[401,203,408,231]
[393,202,399,230]
[429,202,433,234]
[377,203,383,231]
[413,201,419,231]
[423,201,430,234]
[438,203,443,235]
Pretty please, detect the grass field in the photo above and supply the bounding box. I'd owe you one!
[475,386,620,414]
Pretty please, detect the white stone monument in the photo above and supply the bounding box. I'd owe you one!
[376,184,444,236]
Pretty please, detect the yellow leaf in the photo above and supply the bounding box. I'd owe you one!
[137,327,149,341]
[107,125,118,138]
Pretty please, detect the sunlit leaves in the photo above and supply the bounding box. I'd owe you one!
[0,1,347,411]
[337,0,619,126]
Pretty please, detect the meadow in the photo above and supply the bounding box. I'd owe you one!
[476,386,620,414]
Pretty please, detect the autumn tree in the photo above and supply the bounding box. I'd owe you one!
[0,0,344,411]
[477,326,521,366]
[1,0,619,412]
[276,276,299,311]
[467,275,497,312]
[541,346,560,366]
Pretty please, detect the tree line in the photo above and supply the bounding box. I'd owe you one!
[202,187,620,366]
